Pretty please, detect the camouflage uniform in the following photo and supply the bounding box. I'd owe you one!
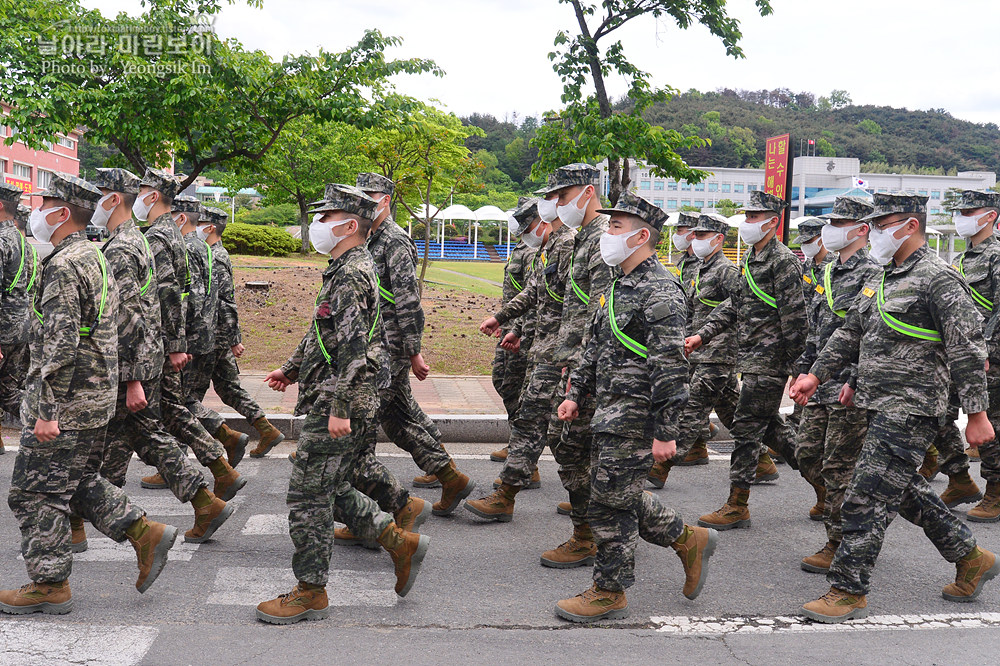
[696,191,808,488]
[810,193,985,596]
[492,236,536,419]
[8,174,142,583]
[567,193,688,592]
[0,183,35,427]
[283,186,392,586]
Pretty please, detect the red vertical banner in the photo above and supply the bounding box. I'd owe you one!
[764,133,792,242]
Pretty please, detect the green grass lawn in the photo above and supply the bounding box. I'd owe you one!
[419,260,505,298]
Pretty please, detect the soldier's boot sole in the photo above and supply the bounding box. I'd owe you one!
[184,503,235,544]
[697,517,750,531]
[801,604,869,624]
[464,502,513,522]
[255,607,329,625]
[249,431,286,459]
[412,476,442,489]
[554,604,629,623]
[800,560,831,574]
[942,558,1000,602]
[433,479,476,517]
[71,540,88,554]
[137,525,178,594]
[140,477,168,490]
[675,456,709,467]
[540,554,595,569]
[489,449,508,463]
[0,599,74,615]
[967,510,1000,524]
[752,471,780,484]
[647,474,666,489]
[216,475,248,502]
[556,502,571,516]
[945,490,985,509]
[397,535,431,598]
[683,529,719,600]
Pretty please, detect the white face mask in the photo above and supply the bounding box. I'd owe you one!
[821,222,865,253]
[599,228,643,266]
[954,211,993,239]
[132,192,156,222]
[691,236,720,259]
[739,216,775,245]
[869,219,912,264]
[309,217,356,255]
[507,214,522,236]
[800,238,823,260]
[537,197,558,223]
[672,230,692,252]
[29,206,68,244]
[556,188,589,229]
[196,224,212,242]
[522,221,546,249]
[90,193,117,229]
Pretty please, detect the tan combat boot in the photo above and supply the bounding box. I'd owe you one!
[465,483,519,522]
[801,541,838,573]
[0,580,73,615]
[256,583,329,625]
[671,525,719,600]
[184,494,235,544]
[557,501,572,516]
[434,461,476,516]
[555,584,628,623]
[249,416,285,458]
[288,451,297,463]
[395,497,430,533]
[676,441,709,466]
[540,524,597,569]
[0,437,5,455]
[967,446,981,462]
[140,472,168,489]
[127,517,178,593]
[412,472,441,489]
[768,447,785,465]
[647,460,671,489]
[494,466,541,490]
[70,515,88,553]
[378,523,430,597]
[334,525,380,550]
[939,471,983,508]
[942,547,1000,601]
[801,587,868,623]
[212,458,247,501]
[490,447,508,462]
[967,481,1000,523]
[215,423,249,467]
[752,452,779,484]
[919,447,939,481]
[809,481,827,522]
[698,486,751,530]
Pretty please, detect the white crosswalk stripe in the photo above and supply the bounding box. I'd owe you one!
[651,612,1000,635]
[0,620,158,666]
[206,567,397,607]
[19,537,201,563]
[242,513,288,535]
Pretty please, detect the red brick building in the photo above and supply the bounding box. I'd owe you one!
[1,104,82,207]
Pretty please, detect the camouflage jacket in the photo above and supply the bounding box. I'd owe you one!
[801,253,836,306]
[0,220,36,346]
[495,223,575,364]
[281,245,381,421]
[143,213,187,354]
[23,231,119,429]
[797,248,879,405]
[102,219,164,382]
[366,216,423,362]
[697,237,808,377]
[811,244,988,417]
[568,254,689,442]
[686,250,739,366]
[183,232,218,355]
[955,235,1000,364]
[212,241,241,349]
[503,240,537,354]
[671,252,700,331]
[553,214,611,368]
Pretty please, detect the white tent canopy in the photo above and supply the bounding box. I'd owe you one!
[726,213,745,228]
[474,205,508,221]
[412,203,439,220]
[439,204,477,220]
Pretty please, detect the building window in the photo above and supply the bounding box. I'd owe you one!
[37,170,53,189]
[680,181,691,191]
[931,190,941,199]
[667,181,677,191]
[12,163,31,180]
[654,199,664,208]
[748,184,760,191]
[734,183,744,193]
[694,200,705,208]
[57,136,75,149]
[640,180,650,190]
[694,182,705,191]
[680,199,691,208]
[721,183,732,193]
[708,182,719,192]
[653,180,664,191]
[667,199,677,209]
[918,189,928,196]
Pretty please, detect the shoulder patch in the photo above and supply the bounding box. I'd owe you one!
[802,274,813,284]
[649,301,673,321]
[862,287,875,298]
[815,285,825,295]
[599,294,606,308]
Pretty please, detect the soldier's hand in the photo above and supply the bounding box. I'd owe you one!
[684,335,702,356]
[328,415,351,438]
[480,317,501,337]
[966,411,995,447]
[0,345,4,360]
[558,400,579,422]
[838,383,856,407]
[500,332,520,351]
[266,369,291,392]
[169,352,188,372]
[126,381,148,413]
[789,373,820,406]
[410,353,430,381]
[652,439,676,463]
[34,419,60,443]
[506,336,521,354]
[232,343,245,358]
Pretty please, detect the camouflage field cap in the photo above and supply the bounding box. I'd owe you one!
[597,191,669,231]
[16,204,29,226]
[511,197,540,229]
[208,207,229,223]
[172,194,201,214]
[308,183,379,220]
[0,182,23,205]
[534,163,600,195]
[692,212,729,235]
[791,216,827,244]
[859,191,928,223]
[92,167,141,195]
[742,190,788,214]
[674,210,700,228]
[356,172,394,197]
[953,190,1000,212]
[819,195,874,221]
[37,172,103,210]
[139,168,185,198]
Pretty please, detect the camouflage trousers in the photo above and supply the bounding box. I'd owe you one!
[491,341,529,420]
[154,359,225,466]
[980,375,1000,484]
[729,373,798,488]
[380,361,450,475]
[0,341,28,418]
[551,375,593,529]
[499,362,564,488]
[590,433,685,592]
[828,411,977,596]
[184,349,266,435]
[675,363,738,459]
[794,403,869,544]
[933,397,969,478]
[8,425,143,583]
[346,403,409,516]
[102,379,206,504]
[289,405,392,586]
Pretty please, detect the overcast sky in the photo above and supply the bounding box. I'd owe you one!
[84,0,999,126]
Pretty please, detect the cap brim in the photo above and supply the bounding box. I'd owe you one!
[690,225,725,233]
[858,211,891,223]
[533,185,553,195]
[741,205,780,214]
[792,232,821,244]
[596,208,618,216]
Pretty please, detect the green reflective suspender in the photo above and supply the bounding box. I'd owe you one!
[541,251,564,303]
[694,272,722,308]
[25,245,38,293]
[957,255,994,312]
[181,248,190,301]
[313,275,382,365]
[743,255,777,308]
[823,261,846,318]
[34,246,108,335]
[378,274,396,305]
[508,273,523,293]
[7,232,26,293]
[569,253,589,305]
[371,276,382,341]
[877,271,942,342]
[204,240,213,297]
[607,278,647,359]
[138,234,154,296]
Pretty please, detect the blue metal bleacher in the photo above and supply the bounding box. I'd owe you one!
[413,240,496,261]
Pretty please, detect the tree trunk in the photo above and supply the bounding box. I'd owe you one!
[417,178,434,296]
[298,195,310,254]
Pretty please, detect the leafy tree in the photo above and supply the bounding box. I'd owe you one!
[816,138,836,157]
[238,203,299,226]
[857,119,882,136]
[715,198,738,217]
[829,89,853,109]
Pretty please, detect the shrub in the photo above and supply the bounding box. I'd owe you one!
[222,222,299,256]
[237,203,299,226]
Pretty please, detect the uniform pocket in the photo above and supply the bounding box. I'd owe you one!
[11,432,79,494]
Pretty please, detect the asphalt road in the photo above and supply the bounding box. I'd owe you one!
[1,442,999,665]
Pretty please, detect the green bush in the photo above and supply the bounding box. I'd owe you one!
[237,203,299,226]
[222,222,299,256]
